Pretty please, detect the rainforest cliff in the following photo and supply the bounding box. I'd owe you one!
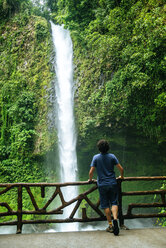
[48,0,166,144]
[0,0,166,184]
[0,0,54,182]
[0,0,165,227]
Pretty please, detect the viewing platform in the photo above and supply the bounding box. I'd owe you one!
[0,228,165,248]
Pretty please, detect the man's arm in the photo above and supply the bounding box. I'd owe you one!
[116,163,124,179]
[89,166,95,181]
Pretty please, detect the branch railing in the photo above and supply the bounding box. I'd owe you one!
[0,176,166,234]
[117,176,166,227]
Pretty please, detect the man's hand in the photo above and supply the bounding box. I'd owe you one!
[88,179,96,183]
[118,175,124,180]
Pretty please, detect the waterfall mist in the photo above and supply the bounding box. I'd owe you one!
[50,21,78,231]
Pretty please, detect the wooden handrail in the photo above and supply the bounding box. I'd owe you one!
[120,176,166,181]
[0,176,165,187]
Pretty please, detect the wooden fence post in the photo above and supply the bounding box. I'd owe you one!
[117,179,124,227]
[17,185,23,234]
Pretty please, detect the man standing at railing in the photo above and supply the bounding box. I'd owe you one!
[88,139,124,236]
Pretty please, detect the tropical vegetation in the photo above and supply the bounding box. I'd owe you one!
[0,0,165,226]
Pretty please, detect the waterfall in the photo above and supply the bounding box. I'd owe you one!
[50,21,78,231]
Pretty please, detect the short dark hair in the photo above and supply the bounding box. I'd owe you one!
[97,139,110,153]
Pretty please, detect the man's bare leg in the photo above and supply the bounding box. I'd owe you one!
[104,206,119,235]
[104,207,113,232]
[111,205,118,220]
[111,205,119,235]
[104,207,112,223]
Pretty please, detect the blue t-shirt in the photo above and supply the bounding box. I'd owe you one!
[90,153,119,187]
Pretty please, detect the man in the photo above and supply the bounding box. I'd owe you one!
[88,139,124,235]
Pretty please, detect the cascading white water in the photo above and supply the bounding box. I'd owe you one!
[50,21,78,231]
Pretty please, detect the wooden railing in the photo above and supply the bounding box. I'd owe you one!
[0,176,166,234]
[117,176,166,227]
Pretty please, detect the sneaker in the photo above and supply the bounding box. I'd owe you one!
[113,219,119,236]
[106,225,114,233]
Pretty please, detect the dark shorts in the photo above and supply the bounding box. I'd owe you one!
[98,184,118,209]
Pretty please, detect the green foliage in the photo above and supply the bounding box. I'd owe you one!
[70,0,166,144]
[155,182,166,227]
[0,9,53,184]
[0,0,31,21]
[31,0,51,20]
[35,18,49,40]
[0,0,166,225]
[0,7,54,221]
[47,0,99,30]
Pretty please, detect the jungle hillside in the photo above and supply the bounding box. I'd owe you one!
[0,0,165,182]
[0,0,166,229]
